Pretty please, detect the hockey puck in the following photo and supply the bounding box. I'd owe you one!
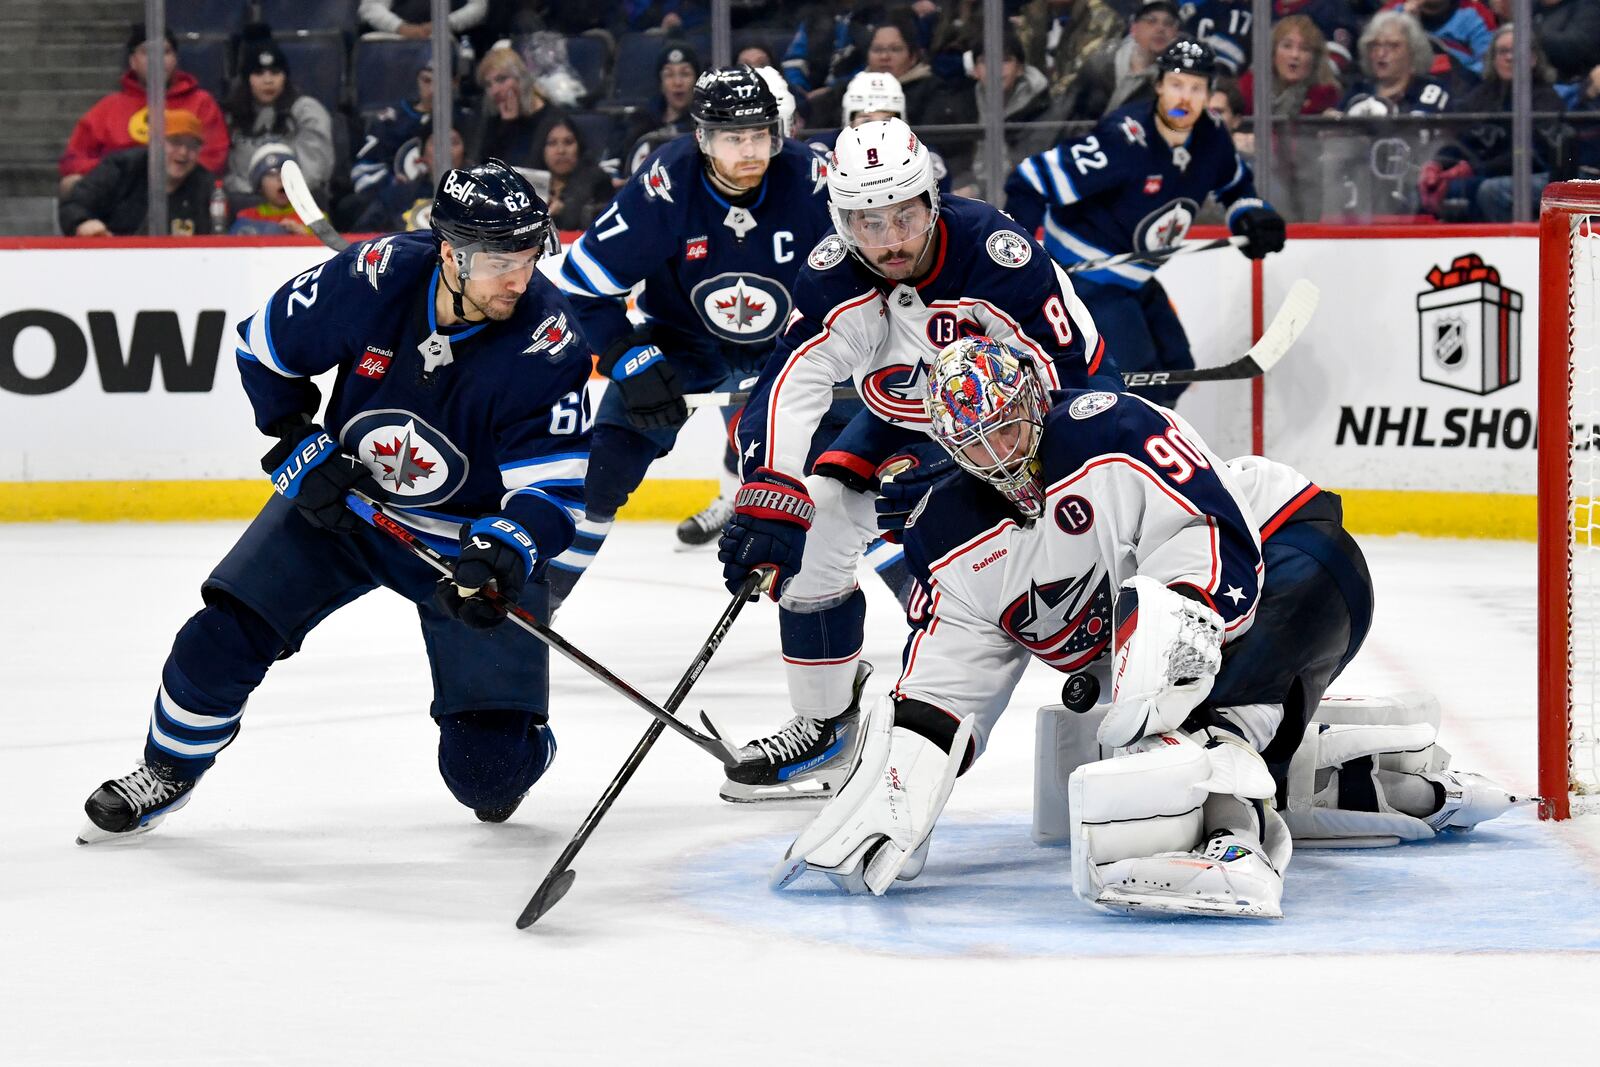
[1061,673,1100,713]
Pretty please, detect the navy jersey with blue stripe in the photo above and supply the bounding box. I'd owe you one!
[555,135,834,358]
[1004,101,1265,289]
[1180,0,1255,74]
[235,231,593,558]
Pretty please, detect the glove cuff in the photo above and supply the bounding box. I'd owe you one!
[261,422,327,474]
[735,469,816,529]
[463,516,537,579]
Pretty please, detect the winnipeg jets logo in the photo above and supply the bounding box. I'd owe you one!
[643,159,674,202]
[1120,115,1147,147]
[691,273,791,342]
[344,410,468,506]
[1133,199,1199,253]
[810,154,829,194]
[523,312,575,358]
[998,571,1114,671]
[352,235,396,290]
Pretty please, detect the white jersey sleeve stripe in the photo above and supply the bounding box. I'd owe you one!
[499,453,589,491]
[244,301,299,378]
[1017,157,1048,196]
[764,289,880,474]
[564,236,630,297]
[1042,148,1080,206]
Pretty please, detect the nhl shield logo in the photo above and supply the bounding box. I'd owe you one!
[1414,252,1523,395]
[690,272,792,343]
[341,410,469,506]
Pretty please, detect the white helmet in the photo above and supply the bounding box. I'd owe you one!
[753,65,796,138]
[841,71,906,127]
[827,118,940,255]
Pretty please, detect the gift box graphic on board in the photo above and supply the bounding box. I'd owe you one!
[1414,253,1523,396]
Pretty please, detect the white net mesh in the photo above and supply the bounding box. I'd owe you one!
[1568,198,1600,811]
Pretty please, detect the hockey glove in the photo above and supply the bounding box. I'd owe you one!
[601,343,688,431]
[874,443,956,543]
[718,469,815,600]
[263,425,382,534]
[435,516,537,630]
[1098,576,1225,749]
[1230,206,1286,260]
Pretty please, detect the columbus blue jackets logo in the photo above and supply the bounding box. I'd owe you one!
[341,410,469,506]
[808,234,847,271]
[861,359,931,424]
[985,231,1032,268]
[1067,391,1118,419]
[351,235,397,290]
[690,273,792,343]
[1133,198,1199,252]
[999,571,1113,672]
[522,312,576,358]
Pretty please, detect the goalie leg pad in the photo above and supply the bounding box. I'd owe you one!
[771,696,973,895]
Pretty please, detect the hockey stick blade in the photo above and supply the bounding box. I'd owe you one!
[517,867,577,928]
[281,159,349,252]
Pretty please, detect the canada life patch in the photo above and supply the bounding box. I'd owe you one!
[355,346,393,379]
[1067,391,1118,419]
[685,235,709,260]
[808,234,848,271]
[986,230,1032,268]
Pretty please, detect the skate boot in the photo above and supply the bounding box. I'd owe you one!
[77,759,200,845]
[675,495,733,549]
[474,723,557,823]
[720,661,873,802]
[1422,769,1528,832]
[1092,826,1288,919]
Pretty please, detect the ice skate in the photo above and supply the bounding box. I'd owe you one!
[720,661,873,802]
[675,495,733,550]
[77,759,200,845]
[1090,828,1286,919]
[1422,769,1529,832]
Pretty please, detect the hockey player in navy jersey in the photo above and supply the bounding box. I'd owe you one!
[770,337,1520,913]
[548,66,838,602]
[1005,39,1285,409]
[78,160,593,842]
[716,118,1112,802]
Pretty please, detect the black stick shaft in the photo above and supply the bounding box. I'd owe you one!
[345,491,739,762]
[516,570,764,928]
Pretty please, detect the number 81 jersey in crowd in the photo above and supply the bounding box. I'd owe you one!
[555,136,836,356]
[737,195,1110,484]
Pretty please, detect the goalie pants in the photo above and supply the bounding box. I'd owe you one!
[1184,491,1374,805]
[143,493,554,812]
[1072,277,1193,409]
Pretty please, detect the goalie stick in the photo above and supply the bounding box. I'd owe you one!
[517,568,771,929]
[281,159,350,252]
[344,490,743,764]
[683,279,1320,409]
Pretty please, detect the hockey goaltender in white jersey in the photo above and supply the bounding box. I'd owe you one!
[772,336,1522,918]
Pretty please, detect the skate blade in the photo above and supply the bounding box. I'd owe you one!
[1091,887,1283,919]
[719,779,834,803]
[75,814,165,846]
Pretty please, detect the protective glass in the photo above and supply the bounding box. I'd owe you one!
[835,199,935,252]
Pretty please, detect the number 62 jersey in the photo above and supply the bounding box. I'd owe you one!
[894,390,1322,754]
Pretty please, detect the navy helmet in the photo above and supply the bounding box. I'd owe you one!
[1156,39,1219,85]
[691,65,780,130]
[430,157,557,281]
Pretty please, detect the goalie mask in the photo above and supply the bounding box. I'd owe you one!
[925,336,1051,518]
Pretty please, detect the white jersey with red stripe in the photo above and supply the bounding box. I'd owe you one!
[734,195,1109,484]
[894,390,1316,755]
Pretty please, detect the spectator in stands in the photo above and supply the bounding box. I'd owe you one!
[542,117,615,230]
[614,2,710,35]
[1238,14,1343,117]
[1533,0,1600,84]
[737,43,779,70]
[1568,64,1600,179]
[616,42,702,176]
[59,109,215,237]
[472,46,567,170]
[360,0,487,41]
[352,127,467,232]
[947,28,1051,196]
[1276,0,1365,77]
[342,53,469,225]
[228,143,307,236]
[1208,77,1254,156]
[1074,0,1183,118]
[1419,25,1568,220]
[1383,0,1496,77]
[782,2,882,99]
[222,40,334,202]
[1334,11,1452,114]
[810,7,942,129]
[59,23,228,198]
[1013,0,1123,116]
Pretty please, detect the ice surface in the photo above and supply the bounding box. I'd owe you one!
[3,523,1598,1064]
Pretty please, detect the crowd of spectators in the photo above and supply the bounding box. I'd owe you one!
[50,1,1600,237]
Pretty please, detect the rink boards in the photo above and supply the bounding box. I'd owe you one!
[0,226,1540,536]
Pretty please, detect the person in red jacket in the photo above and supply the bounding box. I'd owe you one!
[58,22,228,197]
[1237,15,1342,117]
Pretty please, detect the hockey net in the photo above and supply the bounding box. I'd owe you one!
[1540,180,1600,819]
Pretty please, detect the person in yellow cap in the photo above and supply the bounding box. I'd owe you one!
[58,109,219,237]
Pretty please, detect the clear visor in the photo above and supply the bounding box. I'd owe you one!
[938,382,1047,517]
[835,198,935,251]
[455,232,558,279]
[698,124,781,161]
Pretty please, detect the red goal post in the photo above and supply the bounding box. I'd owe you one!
[1539,180,1600,820]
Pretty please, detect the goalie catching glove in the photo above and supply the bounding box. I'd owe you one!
[770,695,974,895]
[1099,576,1225,749]
[435,516,536,629]
[263,422,382,534]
